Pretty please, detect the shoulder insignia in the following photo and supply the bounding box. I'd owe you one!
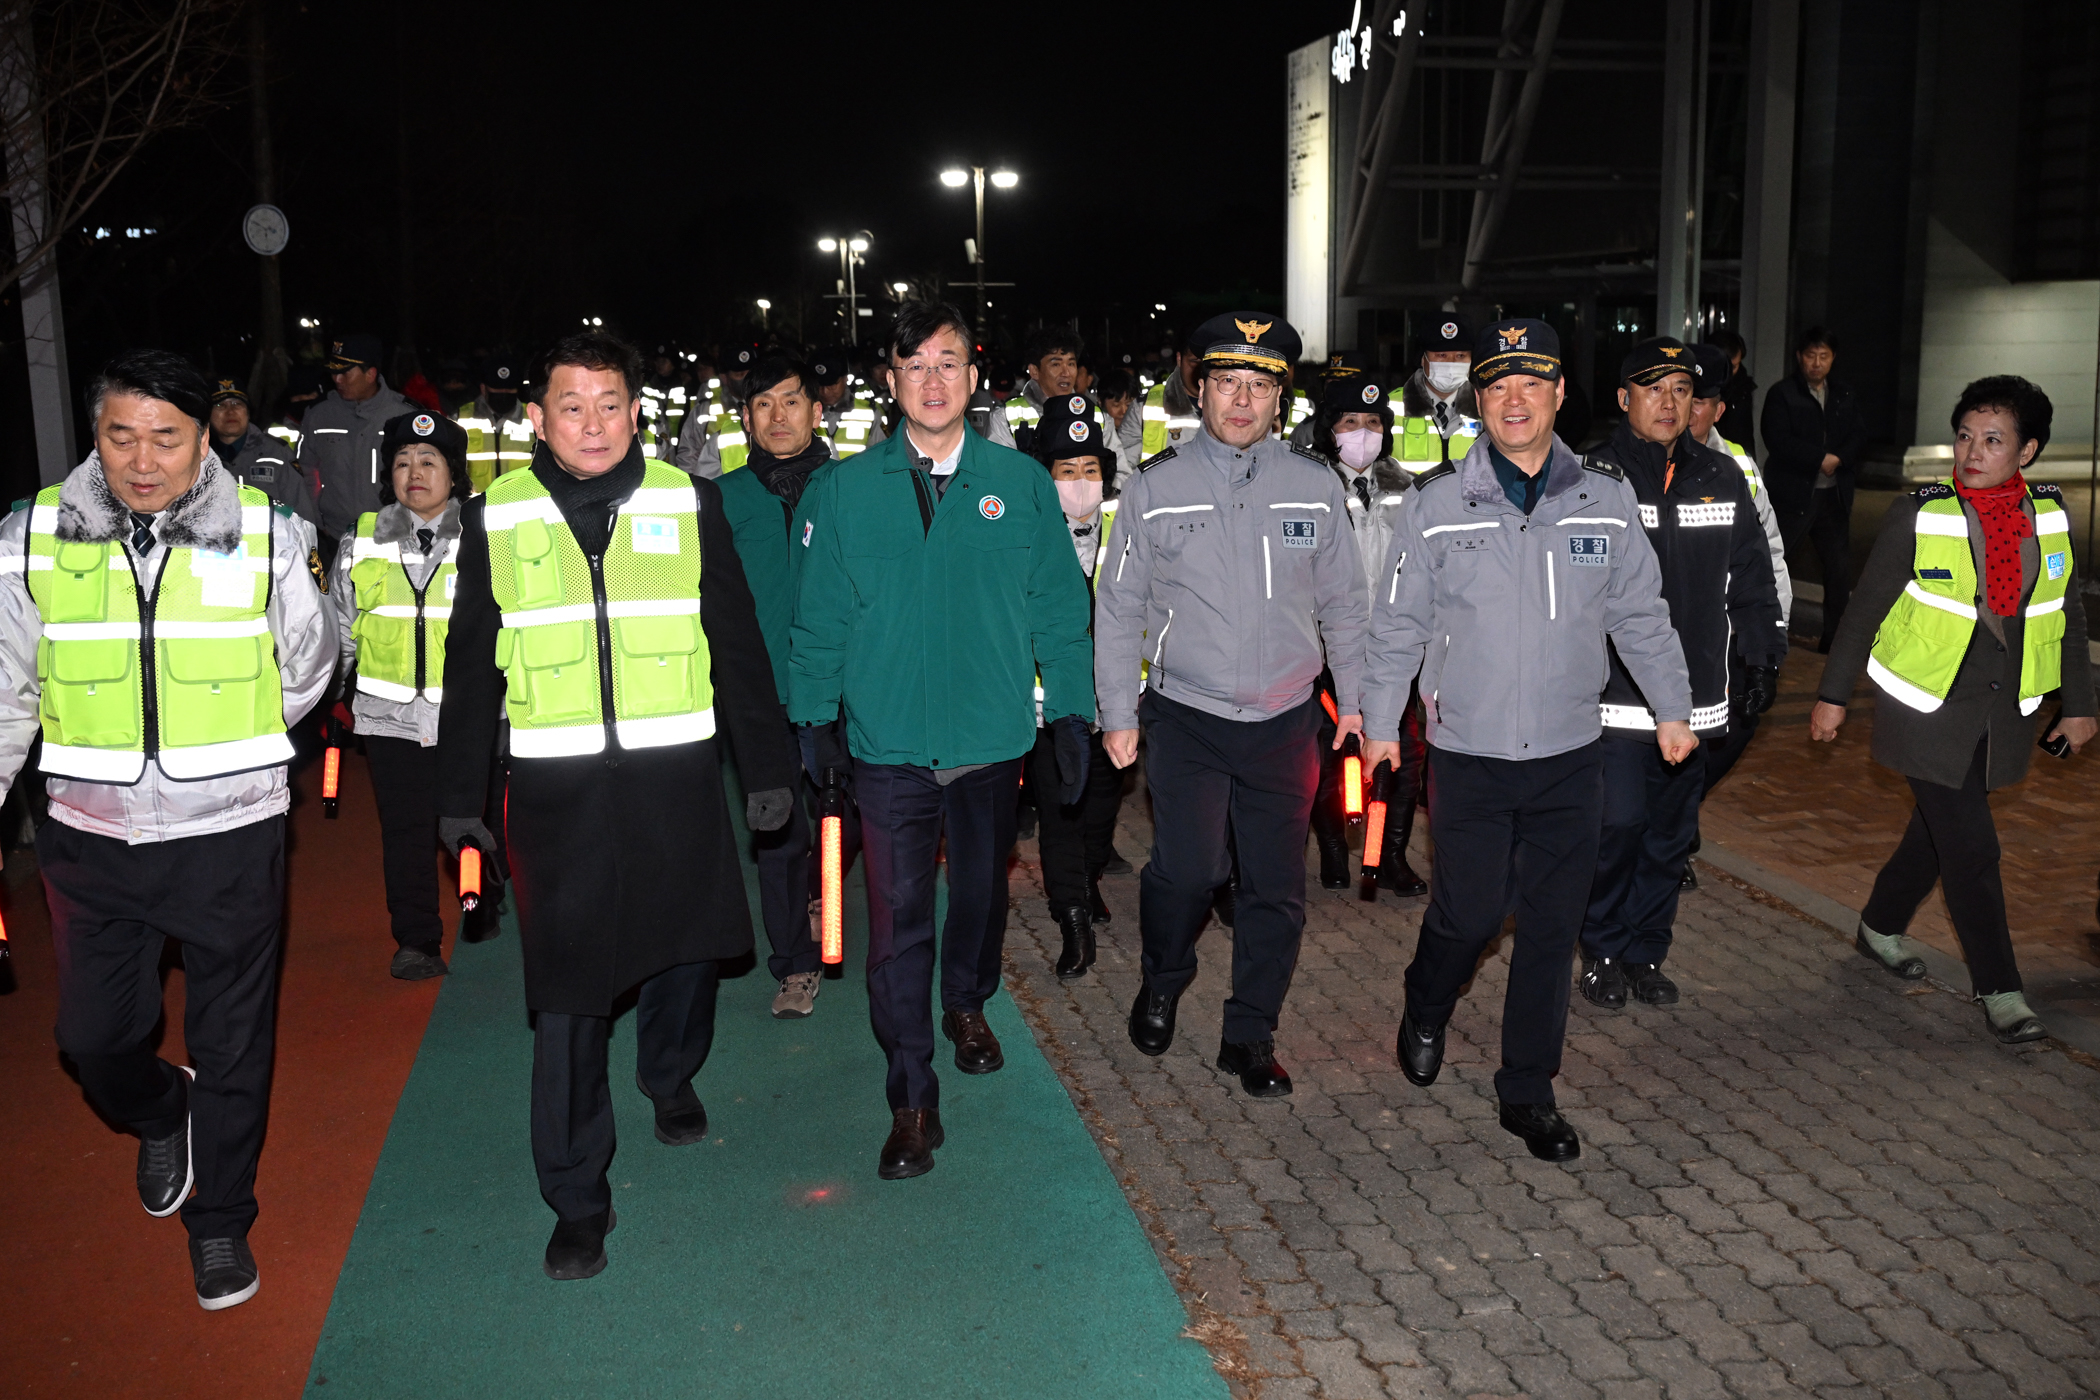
[1288,445,1328,467]
[1136,447,1177,472]
[2032,482,2064,498]
[308,546,328,595]
[1413,461,1458,488]
[1581,455,1625,481]
[1915,482,1955,501]
[273,500,295,519]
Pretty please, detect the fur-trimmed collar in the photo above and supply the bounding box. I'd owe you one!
[1332,457,1412,498]
[56,451,245,553]
[369,498,461,546]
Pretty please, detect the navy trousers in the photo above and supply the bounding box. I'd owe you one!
[1582,733,1707,964]
[1405,743,1602,1106]
[1138,691,1321,1044]
[855,757,1021,1111]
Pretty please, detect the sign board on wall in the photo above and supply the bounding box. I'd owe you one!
[1286,39,1330,364]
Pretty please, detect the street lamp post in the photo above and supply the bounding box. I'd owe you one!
[816,232,873,345]
[940,165,1016,334]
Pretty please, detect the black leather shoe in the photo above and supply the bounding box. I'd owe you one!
[1500,1101,1580,1162]
[942,1009,1005,1074]
[139,1066,194,1217]
[1055,905,1096,982]
[1625,962,1679,1005]
[1211,881,1237,929]
[1216,1038,1293,1097]
[1395,1008,1445,1087]
[877,1107,944,1180]
[1315,831,1352,889]
[544,1208,616,1280]
[1680,864,1699,891]
[1580,956,1627,1010]
[190,1235,260,1311]
[1128,983,1179,1056]
[635,1071,709,1146]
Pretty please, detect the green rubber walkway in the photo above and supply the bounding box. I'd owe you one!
[304,795,1225,1399]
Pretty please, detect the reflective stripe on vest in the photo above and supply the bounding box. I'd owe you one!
[483,462,714,757]
[458,405,536,494]
[1142,383,1200,457]
[712,409,749,474]
[25,484,291,782]
[1866,484,2070,715]
[349,512,455,704]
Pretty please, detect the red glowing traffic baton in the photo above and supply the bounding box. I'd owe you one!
[1319,690,1340,725]
[1359,761,1392,902]
[0,900,13,993]
[819,767,846,965]
[321,744,341,818]
[1342,754,1364,817]
[458,846,483,913]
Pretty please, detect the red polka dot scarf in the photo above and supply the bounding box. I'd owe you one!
[1953,472,2031,617]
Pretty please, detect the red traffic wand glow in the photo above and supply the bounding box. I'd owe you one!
[458,846,483,913]
[0,902,13,994]
[321,744,341,818]
[819,768,845,965]
[1359,761,1392,902]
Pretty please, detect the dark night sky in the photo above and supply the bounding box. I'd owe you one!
[60,0,1346,385]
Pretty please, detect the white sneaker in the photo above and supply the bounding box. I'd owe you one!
[772,971,822,1020]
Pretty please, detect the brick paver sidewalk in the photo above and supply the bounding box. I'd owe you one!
[1003,805,2100,1399]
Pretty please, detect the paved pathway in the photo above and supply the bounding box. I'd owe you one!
[1002,801,2100,1399]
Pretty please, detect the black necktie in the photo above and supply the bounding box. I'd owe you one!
[416,528,435,554]
[129,512,157,555]
[1434,402,1449,431]
[1354,478,1372,513]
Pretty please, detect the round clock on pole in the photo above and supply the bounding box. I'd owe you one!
[242,204,289,257]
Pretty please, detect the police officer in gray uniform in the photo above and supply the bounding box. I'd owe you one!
[1363,319,1693,1162]
[1096,313,1368,1097]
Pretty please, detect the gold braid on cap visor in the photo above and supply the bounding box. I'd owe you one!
[1475,351,1561,379]
[1201,346,1291,373]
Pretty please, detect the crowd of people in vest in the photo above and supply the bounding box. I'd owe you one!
[4,299,2088,1310]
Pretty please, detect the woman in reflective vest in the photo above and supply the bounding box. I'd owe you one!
[331,411,468,980]
[1812,376,2096,1044]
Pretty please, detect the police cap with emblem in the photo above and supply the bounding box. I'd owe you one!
[1322,371,1390,414]
[725,341,763,372]
[480,354,521,388]
[1416,314,1474,362]
[1472,318,1562,387]
[1689,342,1731,399]
[1620,336,1698,388]
[1322,351,1371,382]
[209,378,248,406]
[327,332,383,375]
[1190,312,1302,377]
[1035,399,1114,480]
[807,347,848,387]
[379,410,470,494]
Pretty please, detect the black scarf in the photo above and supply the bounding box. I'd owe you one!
[531,440,647,557]
[748,438,832,512]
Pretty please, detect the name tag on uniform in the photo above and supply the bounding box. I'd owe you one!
[2046,551,2067,581]
[1280,519,1317,548]
[1567,536,1610,566]
[1918,567,1954,581]
[192,544,257,609]
[629,516,678,555]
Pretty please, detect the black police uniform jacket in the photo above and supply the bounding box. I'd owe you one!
[1590,422,1786,737]
[437,445,797,1016]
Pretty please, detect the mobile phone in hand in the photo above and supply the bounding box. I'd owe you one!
[2039,707,2072,759]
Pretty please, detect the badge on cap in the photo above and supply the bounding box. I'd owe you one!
[979,495,1004,520]
[814,361,830,376]
[1066,396,1087,415]
[1660,346,1684,359]
[1234,318,1273,342]
[738,349,753,364]
[1361,384,1380,405]
[1499,326,1527,348]
[412,413,435,436]
[332,340,345,357]
[1067,420,1089,443]
[1440,322,1459,341]
[495,366,511,381]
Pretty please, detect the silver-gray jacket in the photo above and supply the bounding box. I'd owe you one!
[1094,427,1368,732]
[1331,456,1412,599]
[1704,426,1792,625]
[1364,436,1691,759]
[218,421,319,525]
[0,454,335,841]
[298,380,415,540]
[329,498,460,746]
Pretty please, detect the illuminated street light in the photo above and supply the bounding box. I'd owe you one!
[817,237,838,252]
[892,282,909,294]
[848,237,868,254]
[818,231,874,344]
[990,170,1018,190]
[941,164,1018,333]
[939,169,969,188]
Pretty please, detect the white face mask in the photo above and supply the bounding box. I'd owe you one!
[1425,361,1470,394]
[1336,427,1382,470]
[1055,478,1103,519]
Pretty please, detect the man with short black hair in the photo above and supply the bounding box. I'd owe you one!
[0,351,333,1309]
[438,331,796,1280]
[986,326,1099,453]
[1140,339,1206,457]
[210,378,317,522]
[1761,326,1867,650]
[298,332,413,562]
[790,301,1093,1180]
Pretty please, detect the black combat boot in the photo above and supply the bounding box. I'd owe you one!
[1054,905,1095,982]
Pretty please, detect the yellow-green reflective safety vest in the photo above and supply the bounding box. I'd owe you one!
[1720,437,1761,497]
[710,405,748,474]
[1867,482,2070,716]
[348,512,455,704]
[1141,382,1201,457]
[828,391,880,458]
[456,404,535,493]
[1395,414,1480,469]
[25,484,291,782]
[484,462,714,757]
[639,383,691,459]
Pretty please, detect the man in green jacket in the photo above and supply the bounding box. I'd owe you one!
[790,301,1094,1180]
[717,352,858,1020]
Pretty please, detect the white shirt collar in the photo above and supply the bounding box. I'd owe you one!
[904,427,963,476]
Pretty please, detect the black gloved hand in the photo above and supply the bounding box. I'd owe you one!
[439,816,496,858]
[1743,664,1782,718]
[804,719,852,786]
[1052,715,1091,807]
[746,788,793,832]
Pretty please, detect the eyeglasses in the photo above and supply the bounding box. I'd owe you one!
[898,360,968,384]
[1207,373,1280,400]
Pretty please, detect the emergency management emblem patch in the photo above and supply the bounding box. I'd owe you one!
[1568,535,1610,566]
[1281,519,1317,549]
[979,495,1004,520]
[308,546,328,593]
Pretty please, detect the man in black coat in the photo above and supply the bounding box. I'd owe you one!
[1581,338,1784,1011]
[437,332,797,1281]
[1760,326,1867,650]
